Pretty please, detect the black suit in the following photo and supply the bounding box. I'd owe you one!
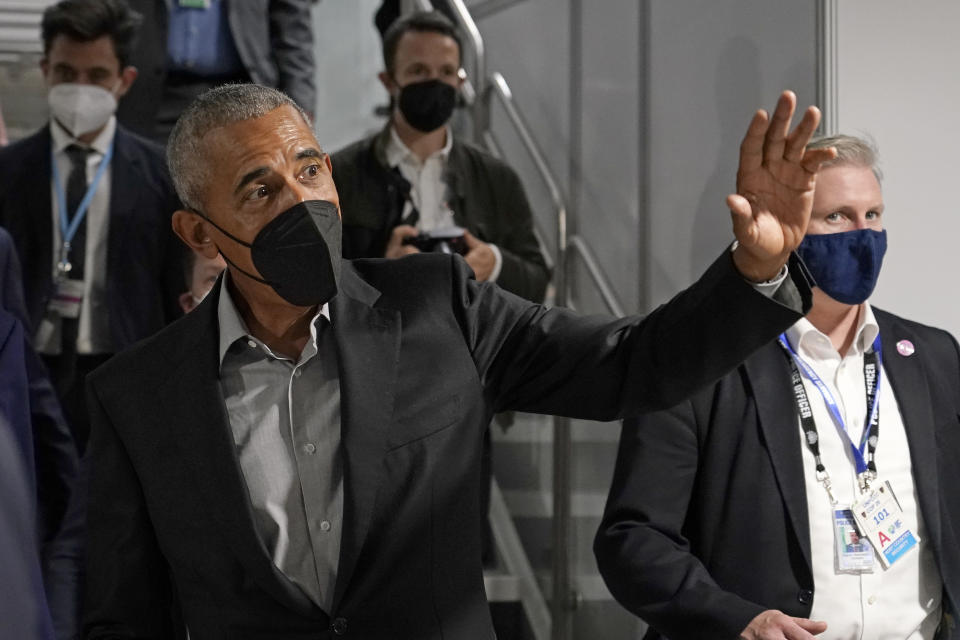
[332,127,551,303]
[0,124,184,451]
[595,309,960,640]
[0,125,184,348]
[84,251,811,639]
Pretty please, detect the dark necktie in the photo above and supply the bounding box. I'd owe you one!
[64,144,89,279]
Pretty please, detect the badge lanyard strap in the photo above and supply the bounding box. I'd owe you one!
[778,333,882,500]
[50,139,114,276]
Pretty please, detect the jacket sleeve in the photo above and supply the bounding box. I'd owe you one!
[457,249,812,419]
[268,0,316,113]
[593,406,766,640]
[83,381,176,640]
[488,164,551,303]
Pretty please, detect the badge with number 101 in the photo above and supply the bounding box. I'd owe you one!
[852,480,919,569]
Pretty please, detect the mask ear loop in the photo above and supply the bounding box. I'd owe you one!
[192,209,273,287]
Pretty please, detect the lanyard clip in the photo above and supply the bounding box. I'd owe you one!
[858,471,876,493]
[56,242,73,279]
[817,469,838,505]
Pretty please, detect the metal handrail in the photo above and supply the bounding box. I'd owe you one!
[568,236,625,317]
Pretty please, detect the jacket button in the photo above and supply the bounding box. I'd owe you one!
[331,617,348,635]
[797,589,813,604]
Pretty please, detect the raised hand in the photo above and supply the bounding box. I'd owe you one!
[728,91,837,282]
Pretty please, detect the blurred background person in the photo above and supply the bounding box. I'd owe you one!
[333,11,549,303]
[1,226,81,640]
[0,0,185,454]
[119,0,316,142]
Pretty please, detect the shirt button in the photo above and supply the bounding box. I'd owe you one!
[302,443,316,455]
[320,520,331,532]
[868,595,876,605]
[247,339,257,348]
[294,369,302,377]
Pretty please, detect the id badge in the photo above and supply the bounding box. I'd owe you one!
[48,278,84,319]
[832,506,874,573]
[852,480,919,569]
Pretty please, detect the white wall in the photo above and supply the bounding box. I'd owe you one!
[311,0,386,153]
[646,1,817,309]
[835,1,960,338]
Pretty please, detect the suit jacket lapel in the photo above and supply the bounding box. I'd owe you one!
[745,343,813,569]
[105,128,139,285]
[329,262,400,610]
[876,311,942,549]
[157,287,324,618]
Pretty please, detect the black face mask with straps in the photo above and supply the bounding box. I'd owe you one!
[199,199,342,307]
[397,79,457,133]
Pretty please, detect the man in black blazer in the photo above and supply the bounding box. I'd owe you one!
[595,135,960,640]
[83,83,832,638]
[119,0,316,141]
[0,0,184,452]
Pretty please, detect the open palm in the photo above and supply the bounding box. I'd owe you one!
[728,91,837,281]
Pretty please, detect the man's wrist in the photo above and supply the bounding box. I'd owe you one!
[731,242,789,283]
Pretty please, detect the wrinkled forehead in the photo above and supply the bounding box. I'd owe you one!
[199,106,321,190]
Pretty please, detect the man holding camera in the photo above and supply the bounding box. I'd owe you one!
[331,10,550,304]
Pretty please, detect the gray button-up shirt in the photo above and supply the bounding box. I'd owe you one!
[217,277,343,612]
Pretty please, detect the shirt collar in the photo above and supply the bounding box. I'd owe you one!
[216,271,330,369]
[385,124,453,169]
[785,302,880,359]
[50,115,116,156]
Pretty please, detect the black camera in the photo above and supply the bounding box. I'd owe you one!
[402,227,468,255]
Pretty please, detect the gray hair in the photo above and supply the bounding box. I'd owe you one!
[166,83,312,212]
[806,133,883,183]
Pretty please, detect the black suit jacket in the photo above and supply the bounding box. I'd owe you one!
[332,126,551,303]
[83,251,811,639]
[0,124,184,352]
[120,0,316,139]
[0,227,82,638]
[595,309,960,640]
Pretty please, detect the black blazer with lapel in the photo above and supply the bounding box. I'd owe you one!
[0,124,185,352]
[84,250,812,639]
[331,126,552,303]
[595,308,960,640]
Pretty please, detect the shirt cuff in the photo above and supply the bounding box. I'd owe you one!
[730,241,789,298]
[487,243,504,283]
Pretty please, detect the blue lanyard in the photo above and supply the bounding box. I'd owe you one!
[50,139,114,271]
[778,332,882,476]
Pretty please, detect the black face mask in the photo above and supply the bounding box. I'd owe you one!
[201,199,342,307]
[397,79,457,133]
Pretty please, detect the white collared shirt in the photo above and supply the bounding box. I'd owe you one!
[384,125,503,281]
[786,304,942,639]
[40,116,116,355]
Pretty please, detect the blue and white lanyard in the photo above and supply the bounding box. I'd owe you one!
[50,140,114,277]
[779,333,882,492]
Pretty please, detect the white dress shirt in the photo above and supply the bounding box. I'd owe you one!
[785,304,942,639]
[384,125,504,282]
[42,116,116,355]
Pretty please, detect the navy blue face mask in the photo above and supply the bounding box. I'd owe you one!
[796,228,887,305]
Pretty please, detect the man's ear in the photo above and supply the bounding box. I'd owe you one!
[116,65,138,98]
[172,209,220,259]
